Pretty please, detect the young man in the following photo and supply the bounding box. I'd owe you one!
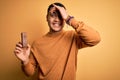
[14,2,100,80]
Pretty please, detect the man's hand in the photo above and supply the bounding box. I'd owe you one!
[53,4,68,20]
[14,42,31,64]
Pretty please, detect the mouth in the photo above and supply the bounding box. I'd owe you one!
[52,22,61,27]
[49,21,64,32]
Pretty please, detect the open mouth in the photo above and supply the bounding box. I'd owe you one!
[53,22,61,27]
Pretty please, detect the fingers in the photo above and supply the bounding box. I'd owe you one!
[14,42,31,53]
[52,4,57,8]
[14,49,22,54]
[14,42,23,53]
[52,4,62,10]
[16,42,30,48]
[15,46,23,52]
[16,42,22,48]
[14,43,23,54]
[52,4,68,20]
[14,42,31,62]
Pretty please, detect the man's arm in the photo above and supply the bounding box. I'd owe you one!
[21,52,37,76]
[70,18,101,48]
[14,42,37,76]
[53,4,101,48]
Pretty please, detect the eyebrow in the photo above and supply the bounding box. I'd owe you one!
[49,11,58,15]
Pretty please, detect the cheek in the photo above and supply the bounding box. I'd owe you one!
[47,17,53,23]
[47,18,54,27]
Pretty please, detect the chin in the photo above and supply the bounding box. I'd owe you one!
[53,28,62,32]
[51,25,63,31]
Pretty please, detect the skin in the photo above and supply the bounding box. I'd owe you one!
[47,4,68,32]
[47,7,64,32]
[14,4,69,64]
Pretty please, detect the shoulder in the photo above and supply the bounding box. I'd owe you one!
[31,35,45,47]
[64,30,75,34]
[65,30,76,36]
[62,30,76,39]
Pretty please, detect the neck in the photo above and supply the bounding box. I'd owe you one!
[46,29,64,37]
[49,29,63,34]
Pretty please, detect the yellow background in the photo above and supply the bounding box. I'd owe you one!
[0,0,120,80]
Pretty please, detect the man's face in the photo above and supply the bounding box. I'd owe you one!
[47,7,65,32]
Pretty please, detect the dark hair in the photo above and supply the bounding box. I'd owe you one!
[47,2,66,14]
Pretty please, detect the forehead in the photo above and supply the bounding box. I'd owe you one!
[49,7,57,13]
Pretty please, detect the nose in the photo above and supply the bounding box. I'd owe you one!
[54,16,59,22]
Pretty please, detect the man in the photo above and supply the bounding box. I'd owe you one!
[14,2,100,80]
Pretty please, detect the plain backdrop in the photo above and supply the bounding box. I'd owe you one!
[0,0,120,80]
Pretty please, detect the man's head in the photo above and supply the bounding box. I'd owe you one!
[46,2,66,32]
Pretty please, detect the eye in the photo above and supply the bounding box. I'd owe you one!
[50,13,54,17]
[49,11,58,17]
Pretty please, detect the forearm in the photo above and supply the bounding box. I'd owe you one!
[69,18,101,46]
[21,54,37,76]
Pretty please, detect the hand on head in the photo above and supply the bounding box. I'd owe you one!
[52,4,68,20]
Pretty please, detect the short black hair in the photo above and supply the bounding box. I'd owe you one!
[47,2,66,14]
